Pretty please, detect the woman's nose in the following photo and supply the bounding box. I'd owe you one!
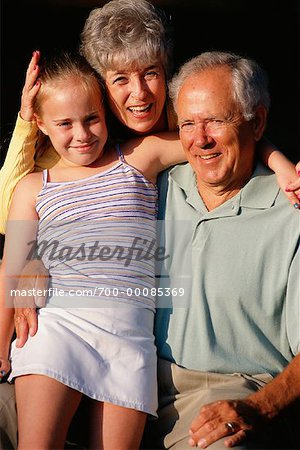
[130,78,148,101]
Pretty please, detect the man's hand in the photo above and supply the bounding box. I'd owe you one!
[0,357,11,382]
[188,398,266,448]
[13,259,49,348]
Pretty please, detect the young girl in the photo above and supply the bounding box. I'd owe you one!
[0,53,185,450]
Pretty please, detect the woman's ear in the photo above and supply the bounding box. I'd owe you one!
[34,113,48,136]
[253,105,267,141]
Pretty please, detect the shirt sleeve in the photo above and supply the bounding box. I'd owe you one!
[0,114,59,235]
[286,245,300,356]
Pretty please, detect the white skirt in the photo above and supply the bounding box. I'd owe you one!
[9,296,158,416]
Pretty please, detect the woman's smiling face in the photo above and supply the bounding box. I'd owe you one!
[105,62,167,135]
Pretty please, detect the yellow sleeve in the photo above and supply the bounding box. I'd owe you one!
[0,114,59,235]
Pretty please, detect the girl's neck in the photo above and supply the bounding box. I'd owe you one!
[49,145,118,182]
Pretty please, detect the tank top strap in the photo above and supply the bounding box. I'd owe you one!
[41,169,48,187]
[116,143,126,163]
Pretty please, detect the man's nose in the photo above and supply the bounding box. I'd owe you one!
[194,123,211,148]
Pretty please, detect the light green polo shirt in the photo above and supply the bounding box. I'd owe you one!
[155,162,300,376]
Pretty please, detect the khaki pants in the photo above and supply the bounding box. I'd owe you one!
[142,359,297,450]
[0,383,17,450]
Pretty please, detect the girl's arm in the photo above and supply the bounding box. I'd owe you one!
[0,173,40,379]
[123,131,186,183]
[0,52,58,236]
[0,259,15,379]
[258,138,300,209]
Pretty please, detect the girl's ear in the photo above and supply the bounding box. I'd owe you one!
[34,113,48,136]
[252,105,267,142]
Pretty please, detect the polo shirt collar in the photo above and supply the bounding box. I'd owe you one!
[169,162,280,211]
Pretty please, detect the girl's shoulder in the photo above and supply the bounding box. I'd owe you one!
[122,131,179,155]
[8,172,42,221]
[14,172,43,200]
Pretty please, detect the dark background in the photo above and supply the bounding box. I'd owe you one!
[0,0,299,250]
[1,0,299,163]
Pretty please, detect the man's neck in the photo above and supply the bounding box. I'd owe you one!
[196,185,240,211]
[196,168,254,212]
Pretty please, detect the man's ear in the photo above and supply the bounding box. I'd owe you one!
[34,114,48,136]
[252,105,267,141]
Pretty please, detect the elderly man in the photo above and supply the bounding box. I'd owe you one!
[143,51,300,450]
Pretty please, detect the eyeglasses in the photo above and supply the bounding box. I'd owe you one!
[178,117,244,134]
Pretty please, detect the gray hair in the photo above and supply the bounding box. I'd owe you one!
[169,51,270,120]
[80,0,174,79]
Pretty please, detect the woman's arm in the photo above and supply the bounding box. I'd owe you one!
[258,138,300,209]
[0,52,58,235]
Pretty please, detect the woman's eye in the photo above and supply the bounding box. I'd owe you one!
[58,121,71,127]
[113,76,127,84]
[144,71,158,79]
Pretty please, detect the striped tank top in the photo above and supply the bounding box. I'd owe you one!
[34,145,158,310]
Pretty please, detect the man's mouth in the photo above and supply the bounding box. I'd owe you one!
[199,153,221,160]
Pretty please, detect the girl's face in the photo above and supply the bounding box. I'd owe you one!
[35,80,108,167]
[105,62,167,135]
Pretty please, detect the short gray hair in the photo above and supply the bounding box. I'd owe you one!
[80,0,174,79]
[169,51,270,120]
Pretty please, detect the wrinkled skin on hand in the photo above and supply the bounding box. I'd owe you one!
[14,259,49,348]
[188,398,268,449]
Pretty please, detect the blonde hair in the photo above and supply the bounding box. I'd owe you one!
[33,52,105,159]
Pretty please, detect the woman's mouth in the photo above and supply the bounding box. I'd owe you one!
[128,104,152,117]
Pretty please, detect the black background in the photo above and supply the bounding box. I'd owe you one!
[1,0,299,162]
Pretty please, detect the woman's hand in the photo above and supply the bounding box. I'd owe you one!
[20,50,41,121]
[285,161,300,207]
[13,259,49,348]
[188,398,266,449]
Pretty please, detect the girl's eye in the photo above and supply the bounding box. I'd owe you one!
[86,115,100,124]
[58,121,71,127]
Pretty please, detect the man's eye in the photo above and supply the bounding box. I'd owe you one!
[180,123,194,131]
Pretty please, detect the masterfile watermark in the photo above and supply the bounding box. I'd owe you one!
[26,236,169,266]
